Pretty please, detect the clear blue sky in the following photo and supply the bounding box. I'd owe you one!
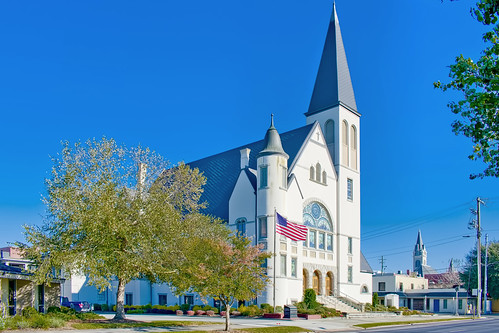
[1,0,497,274]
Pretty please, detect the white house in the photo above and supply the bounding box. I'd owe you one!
[62,3,372,311]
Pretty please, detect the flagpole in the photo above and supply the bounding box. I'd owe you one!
[273,207,277,312]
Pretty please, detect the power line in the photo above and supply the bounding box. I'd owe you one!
[366,234,473,256]
[362,201,473,241]
[363,196,499,241]
[365,236,470,260]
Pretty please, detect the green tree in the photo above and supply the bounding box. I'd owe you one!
[172,233,270,331]
[435,0,499,179]
[303,288,320,309]
[460,242,499,299]
[372,292,379,306]
[16,138,212,320]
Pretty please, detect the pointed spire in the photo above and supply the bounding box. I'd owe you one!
[258,114,289,158]
[306,3,357,115]
[415,230,424,251]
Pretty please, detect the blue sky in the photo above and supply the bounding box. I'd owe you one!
[0,0,497,274]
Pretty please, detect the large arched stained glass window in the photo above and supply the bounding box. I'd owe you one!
[303,202,333,252]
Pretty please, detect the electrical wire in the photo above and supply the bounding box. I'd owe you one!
[362,201,473,241]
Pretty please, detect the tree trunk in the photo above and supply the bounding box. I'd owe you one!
[114,278,126,320]
[222,299,232,331]
[224,307,231,331]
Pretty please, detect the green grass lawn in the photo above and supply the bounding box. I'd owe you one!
[354,317,472,329]
[234,327,311,332]
[71,320,218,329]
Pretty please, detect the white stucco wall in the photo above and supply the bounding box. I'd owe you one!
[229,168,257,244]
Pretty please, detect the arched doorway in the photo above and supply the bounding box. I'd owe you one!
[303,269,309,292]
[313,270,321,295]
[326,272,334,296]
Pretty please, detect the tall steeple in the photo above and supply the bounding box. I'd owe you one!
[306,3,357,116]
[413,230,428,275]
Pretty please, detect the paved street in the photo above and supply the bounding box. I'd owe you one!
[10,313,498,332]
[345,316,499,333]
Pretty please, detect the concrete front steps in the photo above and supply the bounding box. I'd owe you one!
[316,295,362,314]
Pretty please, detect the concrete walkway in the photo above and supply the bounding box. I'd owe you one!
[10,312,480,333]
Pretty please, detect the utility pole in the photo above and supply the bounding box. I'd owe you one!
[484,234,488,314]
[379,256,387,274]
[476,197,483,317]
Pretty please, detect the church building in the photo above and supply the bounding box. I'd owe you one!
[60,4,373,311]
[189,3,372,309]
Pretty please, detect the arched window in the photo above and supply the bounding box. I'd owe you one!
[315,163,321,181]
[322,171,327,184]
[310,166,315,181]
[303,202,334,252]
[350,125,357,170]
[361,285,369,294]
[236,218,246,236]
[342,120,349,166]
[325,120,334,144]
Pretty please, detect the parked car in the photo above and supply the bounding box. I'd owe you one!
[60,296,71,308]
[60,297,91,312]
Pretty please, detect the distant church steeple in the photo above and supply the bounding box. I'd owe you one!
[413,230,428,276]
[306,2,357,116]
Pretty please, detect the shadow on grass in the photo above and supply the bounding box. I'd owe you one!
[71,319,219,329]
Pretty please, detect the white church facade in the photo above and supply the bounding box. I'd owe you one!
[62,4,373,310]
[188,3,372,308]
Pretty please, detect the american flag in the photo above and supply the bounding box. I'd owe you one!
[276,212,307,241]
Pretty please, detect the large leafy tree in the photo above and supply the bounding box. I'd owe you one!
[435,0,499,179]
[16,138,214,319]
[172,233,270,331]
[460,242,499,299]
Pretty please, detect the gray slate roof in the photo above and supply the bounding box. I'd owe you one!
[421,265,438,275]
[307,3,357,115]
[188,124,314,222]
[360,252,373,273]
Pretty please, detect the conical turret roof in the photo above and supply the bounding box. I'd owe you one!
[258,115,289,158]
[306,3,357,115]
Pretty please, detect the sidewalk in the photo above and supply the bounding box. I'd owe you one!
[9,312,479,333]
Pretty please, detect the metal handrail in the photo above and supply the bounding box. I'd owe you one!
[333,291,364,311]
[317,292,364,312]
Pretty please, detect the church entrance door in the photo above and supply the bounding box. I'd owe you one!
[303,269,309,292]
[326,272,333,296]
[313,271,320,295]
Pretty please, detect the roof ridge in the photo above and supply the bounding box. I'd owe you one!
[188,123,314,165]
